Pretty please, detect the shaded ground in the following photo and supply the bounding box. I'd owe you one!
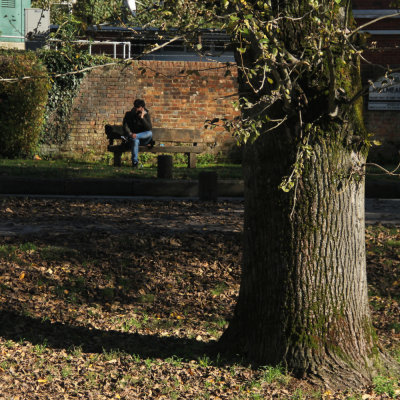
[0,199,244,236]
[366,199,400,226]
[1,197,400,237]
[0,198,399,399]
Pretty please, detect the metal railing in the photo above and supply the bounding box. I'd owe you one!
[49,39,132,59]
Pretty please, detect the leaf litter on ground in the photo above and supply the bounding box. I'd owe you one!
[0,198,399,399]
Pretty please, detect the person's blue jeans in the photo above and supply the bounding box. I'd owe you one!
[129,130,152,165]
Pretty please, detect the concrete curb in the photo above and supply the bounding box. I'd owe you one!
[0,176,244,198]
[0,176,397,199]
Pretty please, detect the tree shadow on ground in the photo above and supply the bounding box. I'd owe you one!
[2,229,241,319]
[0,309,238,364]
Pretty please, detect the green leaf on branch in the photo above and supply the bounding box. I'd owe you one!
[279,180,295,193]
[239,27,250,35]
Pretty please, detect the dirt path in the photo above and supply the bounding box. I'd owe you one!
[365,198,400,225]
[0,197,399,237]
[0,198,244,237]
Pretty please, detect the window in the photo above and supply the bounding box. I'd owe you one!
[1,0,16,8]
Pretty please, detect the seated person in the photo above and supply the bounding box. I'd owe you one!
[123,99,154,168]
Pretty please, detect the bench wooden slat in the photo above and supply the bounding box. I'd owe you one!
[106,125,207,144]
[152,128,204,143]
[107,145,205,154]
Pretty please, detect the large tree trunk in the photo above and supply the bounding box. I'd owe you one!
[219,120,378,388]
[216,0,394,388]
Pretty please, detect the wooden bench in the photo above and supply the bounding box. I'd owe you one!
[105,125,211,168]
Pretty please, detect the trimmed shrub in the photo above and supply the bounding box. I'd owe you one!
[0,50,50,158]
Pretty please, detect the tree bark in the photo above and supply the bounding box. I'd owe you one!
[219,121,379,388]
[216,0,395,389]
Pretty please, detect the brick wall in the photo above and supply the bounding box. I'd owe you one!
[366,111,400,142]
[55,60,239,156]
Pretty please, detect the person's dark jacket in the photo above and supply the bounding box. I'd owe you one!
[123,108,152,136]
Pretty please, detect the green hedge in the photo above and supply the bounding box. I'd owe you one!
[0,50,50,158]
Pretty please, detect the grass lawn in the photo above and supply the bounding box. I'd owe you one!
[0,158,399,185]
[0,157,243,181]
[0,198,399,399]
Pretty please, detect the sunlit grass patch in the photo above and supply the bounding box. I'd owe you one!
[39,245,81,262]
[393,346,400,364]
[19,242,38,252]
[388,322,400,333]
[0,244,18,262]
[260,364,291,386]
[0,157,243,180]
[33,340,48,356]
[137,293,155,303]
[386,239,400,248]
[373,375,399,398]
[210,282,228,296]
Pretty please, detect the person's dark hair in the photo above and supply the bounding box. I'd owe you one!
[134,99,145,108]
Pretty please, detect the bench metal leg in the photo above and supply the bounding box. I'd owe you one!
[114,151,122,167]
[187,153,196,168]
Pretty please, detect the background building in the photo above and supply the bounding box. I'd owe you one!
[0,0,31,48]
[0,0,49,49]
[353,0,400,162]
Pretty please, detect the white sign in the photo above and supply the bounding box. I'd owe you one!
[125,0,136,12]
[369,73,400,110]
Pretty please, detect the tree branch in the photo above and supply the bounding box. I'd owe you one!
[365,161,400,176]
[0,35,184,83]
[346,11,400,39]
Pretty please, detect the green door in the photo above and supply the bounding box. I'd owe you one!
[1,0,31,42]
